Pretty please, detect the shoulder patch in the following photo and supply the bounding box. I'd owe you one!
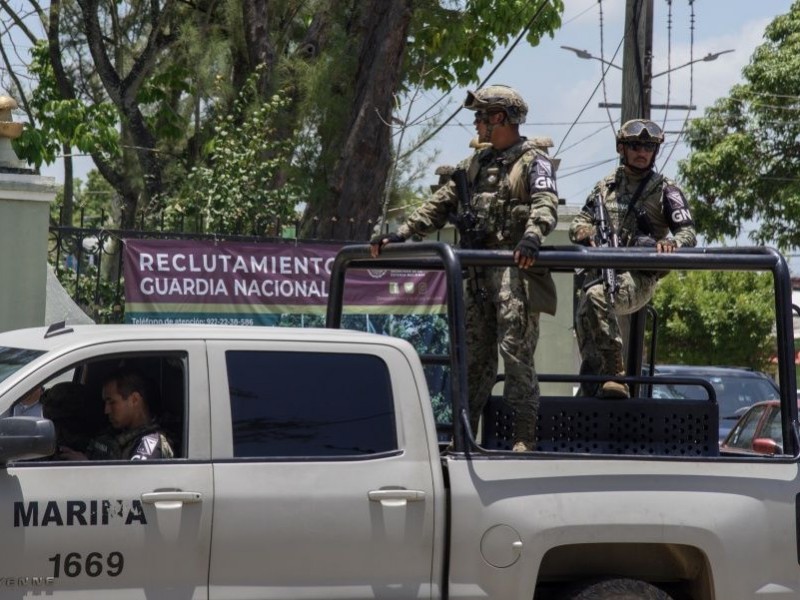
[663,185,693,226]
[529,155,558,194]
[132,433,161,460]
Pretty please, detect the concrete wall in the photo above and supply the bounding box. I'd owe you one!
[537,203,581,396]
[0,173,57,332]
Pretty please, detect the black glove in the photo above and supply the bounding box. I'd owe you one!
[514,235,541,260]
[369,232,405,246]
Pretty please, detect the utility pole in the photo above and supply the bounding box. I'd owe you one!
[620,0,653,393]
[621,0,654,123]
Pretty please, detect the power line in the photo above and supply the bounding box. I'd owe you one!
[553,34,624,157]
[399,0,552,161]
[659,0,696,172]
[557,123,608,154]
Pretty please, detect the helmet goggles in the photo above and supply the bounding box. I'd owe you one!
[617,119,664,143]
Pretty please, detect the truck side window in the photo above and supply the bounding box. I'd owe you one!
[225,351,397,458]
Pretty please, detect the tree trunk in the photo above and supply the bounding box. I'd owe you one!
[300,0,412,241]
[61,143,74,225]
[241,0,275,96]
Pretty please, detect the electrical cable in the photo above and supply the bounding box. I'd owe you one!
[554,34,624,157]
[662,0,673,131]
[659,0,695,173]
[556,123,608,155]
[598,0,616,132]
[398,0,553,161]
[558,156,618,179]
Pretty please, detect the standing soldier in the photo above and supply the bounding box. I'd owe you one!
[371,84,559,451]
[570,119,696,398]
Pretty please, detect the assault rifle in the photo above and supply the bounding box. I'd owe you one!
[450,168,487,250]
[450,168,488,302]
[593,195,620,306]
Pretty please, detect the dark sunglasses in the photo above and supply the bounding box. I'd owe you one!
[625,141,658,152]
[473,110,504,123]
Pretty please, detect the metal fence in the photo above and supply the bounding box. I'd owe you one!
[48,211,383,324]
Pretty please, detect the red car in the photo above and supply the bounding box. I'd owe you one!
[720,400,788,455]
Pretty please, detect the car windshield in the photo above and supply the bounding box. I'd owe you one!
[0,346,45,385]
[654,374,778,418]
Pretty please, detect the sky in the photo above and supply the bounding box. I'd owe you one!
[399,0,796,211]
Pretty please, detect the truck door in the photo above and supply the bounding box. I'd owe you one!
[0,341,213,599]
[207,339,441,600]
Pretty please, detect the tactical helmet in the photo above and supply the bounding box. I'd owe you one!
[463,85,528,124]
[616,119,665,144]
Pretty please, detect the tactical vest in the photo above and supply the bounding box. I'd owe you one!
[463,139,548,250]
[593,169,668,247]
[88,423,174,460]
[462,139,558,316]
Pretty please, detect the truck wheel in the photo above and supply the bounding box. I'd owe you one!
[569,578,674,600]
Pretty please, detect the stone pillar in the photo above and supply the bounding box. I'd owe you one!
[0,96,57,332]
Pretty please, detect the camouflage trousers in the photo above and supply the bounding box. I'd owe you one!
[575,270,657,383]
[465,266,540,445]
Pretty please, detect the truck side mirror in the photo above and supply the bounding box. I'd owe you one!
[0,417,57,464]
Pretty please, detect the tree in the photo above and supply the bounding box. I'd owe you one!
[649,271,776,370]
[167,71,306,235]
[6,0,564,240]
[297,0,565,239]
[678,1,800,249]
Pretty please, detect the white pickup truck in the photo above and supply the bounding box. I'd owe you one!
[0,243,797,600]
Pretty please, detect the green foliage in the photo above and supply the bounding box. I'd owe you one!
[137,64,194,142]
[678,1,800,250]
[649,271,776,370]
[50,261,123,323]
[50,172,117,226]
[406,0,564,90]
[13,42,120,170]
[166,72,307,234]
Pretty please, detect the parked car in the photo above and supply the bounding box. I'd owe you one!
[648,365,780,442]
[720,400,785,456]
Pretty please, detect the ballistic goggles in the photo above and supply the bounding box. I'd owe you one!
[617,119,664,143]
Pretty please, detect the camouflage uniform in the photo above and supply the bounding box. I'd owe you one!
[569,166,696,388]
[87,423,174,460]
[396,137,559,445]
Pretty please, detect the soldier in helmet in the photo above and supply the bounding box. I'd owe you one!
[569,119,696,398]
[370,84,559,452]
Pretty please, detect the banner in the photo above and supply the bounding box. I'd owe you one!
[123,239,447,325]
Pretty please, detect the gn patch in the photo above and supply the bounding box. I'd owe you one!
[530,156,557,194]
[663,185,693,226]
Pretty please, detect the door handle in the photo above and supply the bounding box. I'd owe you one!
[368,489,426,507]
[141,491,203,508]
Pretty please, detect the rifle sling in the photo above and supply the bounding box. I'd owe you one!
[615,170,655,244]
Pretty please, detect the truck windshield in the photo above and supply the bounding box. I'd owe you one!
[0,347,45,384]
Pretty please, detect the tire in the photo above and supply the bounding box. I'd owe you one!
[569,578,674,600]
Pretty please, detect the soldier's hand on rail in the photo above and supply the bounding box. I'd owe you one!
[656,239,677,253]
[514,235,541,269]
[369,232,405,258]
